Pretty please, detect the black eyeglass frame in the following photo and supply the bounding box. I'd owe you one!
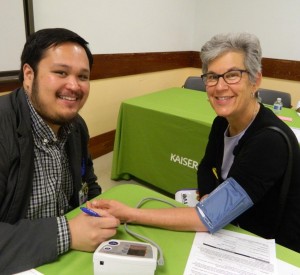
[201,69,249,87]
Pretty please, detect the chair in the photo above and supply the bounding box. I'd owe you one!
[257,88,292,108]
[182,76,206,92]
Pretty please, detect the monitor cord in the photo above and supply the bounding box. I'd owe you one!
[124,197,178,266]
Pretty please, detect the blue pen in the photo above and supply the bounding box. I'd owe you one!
[80,207,101,217]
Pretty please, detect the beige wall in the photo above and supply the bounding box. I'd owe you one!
[0,91,10,96]
[80,68,201,137]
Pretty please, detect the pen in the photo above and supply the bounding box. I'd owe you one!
[80,207,101,217]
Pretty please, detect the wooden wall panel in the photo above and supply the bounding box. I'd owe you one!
[2,51,299,93]
[88,130,115,159]
[90,51,200,79]
[262,58,300,81]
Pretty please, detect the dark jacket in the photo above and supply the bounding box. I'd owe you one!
[0,88,101,274]
[197,103,300,252]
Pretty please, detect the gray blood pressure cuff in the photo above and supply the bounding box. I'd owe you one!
[195,177,253,233]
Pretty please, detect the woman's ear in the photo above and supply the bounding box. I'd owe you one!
[254,72,262,89]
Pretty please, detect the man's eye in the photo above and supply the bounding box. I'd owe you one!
[55,71,67,76]
[79,75,89,81]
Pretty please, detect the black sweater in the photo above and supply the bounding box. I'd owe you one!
[197,103,300,252]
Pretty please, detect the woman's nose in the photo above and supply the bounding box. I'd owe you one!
[215,76,228,90]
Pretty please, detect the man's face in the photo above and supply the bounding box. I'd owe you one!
[23,42,90,133]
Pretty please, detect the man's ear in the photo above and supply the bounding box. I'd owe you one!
[23,64,34,92]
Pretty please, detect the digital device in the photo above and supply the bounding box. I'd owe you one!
[93,239,157,275]
[175,188,199,207]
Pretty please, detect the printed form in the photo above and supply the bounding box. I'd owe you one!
[184,229,278,275]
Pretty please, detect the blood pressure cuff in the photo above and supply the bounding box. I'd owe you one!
[195,177,253,233]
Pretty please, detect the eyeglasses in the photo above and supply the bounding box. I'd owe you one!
[201,69,249,87]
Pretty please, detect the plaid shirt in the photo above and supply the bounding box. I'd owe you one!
[25,94,73,255]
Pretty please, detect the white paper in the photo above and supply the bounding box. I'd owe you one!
[13,269,43,275]
[277,259,300,275]
[184,229,278,275]
[290,127,300,143]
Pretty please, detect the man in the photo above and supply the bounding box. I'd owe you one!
[0,28,119,274]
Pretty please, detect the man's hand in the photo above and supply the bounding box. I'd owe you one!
[68,209,120,251]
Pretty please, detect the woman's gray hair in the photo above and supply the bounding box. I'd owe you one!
[200,33,262,84]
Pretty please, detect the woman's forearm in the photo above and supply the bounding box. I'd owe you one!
[128,207,207,232]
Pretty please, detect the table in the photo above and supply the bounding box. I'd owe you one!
[111,87,300,194]
[37,184,195,275]
[36,184,300,274]
[111,88,215,194]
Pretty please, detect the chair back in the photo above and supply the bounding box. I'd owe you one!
[257,88,292,108]
[183,76,206,92]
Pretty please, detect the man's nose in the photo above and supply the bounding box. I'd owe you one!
[66,76,80,90]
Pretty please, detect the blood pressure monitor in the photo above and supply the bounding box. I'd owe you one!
[93,239,158,275]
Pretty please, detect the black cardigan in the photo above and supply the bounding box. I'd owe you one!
[197,104,300,252]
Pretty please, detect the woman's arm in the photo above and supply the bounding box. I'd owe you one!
[89,200,208,232]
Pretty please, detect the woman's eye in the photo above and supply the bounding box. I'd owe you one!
[226,72,238,79]
[207,74,217,80]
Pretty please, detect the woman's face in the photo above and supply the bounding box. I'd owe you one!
[205,51,260,120]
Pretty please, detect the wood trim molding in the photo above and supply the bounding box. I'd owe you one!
[90,51,201,80]
[88,130,115,159]
[262,58,300,81]
[2,51,300,93]
[0,81,21,93]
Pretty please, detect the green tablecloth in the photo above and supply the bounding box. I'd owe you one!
[111,88,215,193]
[37,184,195,275]
[111,87,300,194]
[36,184,300,274]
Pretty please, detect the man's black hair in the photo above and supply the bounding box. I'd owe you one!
[19,28,93,82]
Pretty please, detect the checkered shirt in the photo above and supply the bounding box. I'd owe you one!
[25,93,73,255]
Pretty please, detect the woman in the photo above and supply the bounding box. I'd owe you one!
[91,33,300,252]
